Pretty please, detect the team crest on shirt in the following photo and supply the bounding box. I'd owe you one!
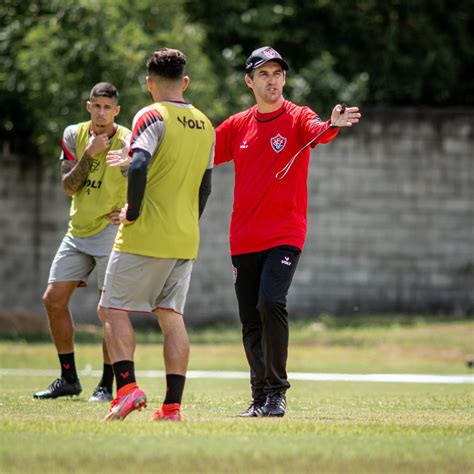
[270,134,287,153]
[89,159,100,173]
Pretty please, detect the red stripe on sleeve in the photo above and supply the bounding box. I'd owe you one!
[131,109,162,141]
[61,136,76,161]
[129,108,163,158]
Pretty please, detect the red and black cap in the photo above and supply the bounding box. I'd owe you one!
[245,46,289,74]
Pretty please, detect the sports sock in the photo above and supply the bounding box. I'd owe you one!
[97,363,114,392]
[117,382,138,398]
[112,360,136,391]
[58,352,78,383]
[163,374,186,405]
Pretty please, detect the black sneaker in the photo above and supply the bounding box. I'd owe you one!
[88,386,113,403]
[34,377,82,399]
[262,392,286,417]
[238,399,265,417]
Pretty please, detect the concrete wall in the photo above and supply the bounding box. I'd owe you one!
[1,108,473,325]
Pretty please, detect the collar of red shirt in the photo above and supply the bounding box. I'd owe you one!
[253,100,287,123]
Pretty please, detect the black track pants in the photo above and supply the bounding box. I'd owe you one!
[231,245,301,398]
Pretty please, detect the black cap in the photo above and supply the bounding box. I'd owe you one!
[245,46,289,74]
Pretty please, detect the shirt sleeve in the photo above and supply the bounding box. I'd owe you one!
[129,107,164,157]
[122,132,132,147]
[207,128,215,170]
[214,118,234,166]
[59,125,78,161]
[299,106,339,146]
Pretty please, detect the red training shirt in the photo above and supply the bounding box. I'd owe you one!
[215,99,339,255]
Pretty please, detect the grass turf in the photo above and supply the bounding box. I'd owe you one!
[0,321,473,473]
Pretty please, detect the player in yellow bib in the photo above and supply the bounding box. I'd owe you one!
[34,83,131,402]
[99,49,214,422]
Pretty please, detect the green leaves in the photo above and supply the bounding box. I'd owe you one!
[1,0,472,162]
[1,0,218,162]
[187,0,472,116]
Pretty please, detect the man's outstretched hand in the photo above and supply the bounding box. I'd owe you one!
[106,136,131,168]
[331,104,361,128]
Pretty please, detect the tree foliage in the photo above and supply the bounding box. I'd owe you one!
[1,0,472,162]
[186,0,473,117]
[0,0,217,160]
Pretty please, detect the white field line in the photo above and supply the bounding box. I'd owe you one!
[0,368,472,384]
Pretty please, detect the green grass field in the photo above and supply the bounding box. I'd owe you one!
[0,320,473,473]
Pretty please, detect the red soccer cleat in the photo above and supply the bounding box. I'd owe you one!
[150,403,182,422]
[103,386,147,421]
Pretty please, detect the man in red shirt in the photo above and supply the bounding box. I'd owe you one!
[215,46,361,417]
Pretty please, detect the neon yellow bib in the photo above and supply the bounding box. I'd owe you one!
[68,121,131,237]
[114,103,214,259]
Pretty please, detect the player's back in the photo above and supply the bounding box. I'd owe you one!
[115,101,214,260]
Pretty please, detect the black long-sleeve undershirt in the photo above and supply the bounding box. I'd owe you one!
[199,168,212,218]
[125,148,213,222]
[125,148,151,222]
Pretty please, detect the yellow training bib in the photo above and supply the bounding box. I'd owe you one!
[114,103,214,259]
[67,122,131,238]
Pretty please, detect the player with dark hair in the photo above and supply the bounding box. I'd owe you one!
[34,82,131,402]
[215,47,361,417]
[99,48,214,422]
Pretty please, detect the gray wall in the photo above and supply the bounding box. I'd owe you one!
[1,108,473,325]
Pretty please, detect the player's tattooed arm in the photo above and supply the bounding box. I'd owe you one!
[61,133,109,196]
[61,152,93,196]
